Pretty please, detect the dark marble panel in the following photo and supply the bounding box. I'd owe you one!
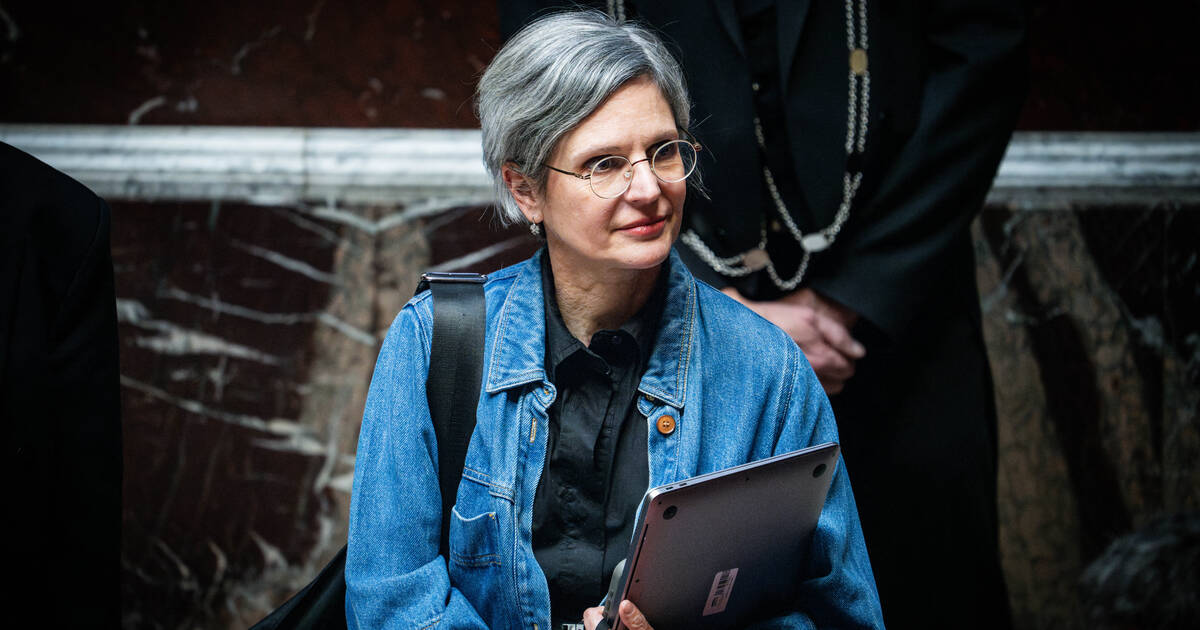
[113,201,433,628]
[115,202,332,627]
[112,198,534,628]
[1,1,1197,130]
[973,204,1200,629]
[426,204,539,272]
[0,1,499,127]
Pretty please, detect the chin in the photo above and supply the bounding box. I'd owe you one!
[617,239,674,271]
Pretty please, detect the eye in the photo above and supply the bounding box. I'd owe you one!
[654,141,680,159]
[588,156,622,174]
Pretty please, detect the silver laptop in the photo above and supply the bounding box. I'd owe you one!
[602,442,841,630]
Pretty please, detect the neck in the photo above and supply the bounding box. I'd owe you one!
[547,253,661,346]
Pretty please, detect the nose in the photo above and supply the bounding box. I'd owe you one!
[622,157,661,203]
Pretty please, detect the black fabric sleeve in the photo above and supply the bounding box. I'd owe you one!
[46,194,124,627]
[2,142,123,628]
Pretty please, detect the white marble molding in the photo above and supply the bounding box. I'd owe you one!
[2,125,1198,208]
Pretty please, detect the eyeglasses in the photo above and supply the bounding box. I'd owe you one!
[543,131,702,199]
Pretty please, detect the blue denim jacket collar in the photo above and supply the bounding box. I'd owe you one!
[484,248,694,410]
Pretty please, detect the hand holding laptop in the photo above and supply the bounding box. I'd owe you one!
[582,575,785,630]
[584,600,648,630]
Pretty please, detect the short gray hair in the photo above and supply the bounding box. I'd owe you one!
[476,10,691,225]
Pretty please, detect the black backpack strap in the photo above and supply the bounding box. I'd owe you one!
[250,271,487,630]
[419,271,487,561]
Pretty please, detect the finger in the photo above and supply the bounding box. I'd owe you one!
[804,344,856,381]
[814,313,866,359]
[809,291,859,326]
[789,324,824,347]
[582,606,605,630]
[619,600,654,630]
[783,309,823,346]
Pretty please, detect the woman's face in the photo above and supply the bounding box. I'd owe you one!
[522,77,686,280]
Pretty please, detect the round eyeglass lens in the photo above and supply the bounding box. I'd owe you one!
[588,156,632,198]
[586,141,699,198]
[651,140,698,183]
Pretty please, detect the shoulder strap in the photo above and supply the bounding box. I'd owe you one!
[249,271,487,630]
[419,271,487,562]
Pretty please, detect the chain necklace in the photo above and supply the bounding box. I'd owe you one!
[678,0,870,291]
[607,0,627,23]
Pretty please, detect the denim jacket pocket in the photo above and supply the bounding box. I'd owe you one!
[448,505,501,569]
[447,471,515,626]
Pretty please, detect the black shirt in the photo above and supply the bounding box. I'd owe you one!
[532,254,664,622]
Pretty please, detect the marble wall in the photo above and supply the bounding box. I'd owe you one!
[1,1,1197,629]
[111,200,535,627]
[975,205,1199,628]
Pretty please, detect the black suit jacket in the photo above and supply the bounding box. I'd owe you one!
[501,0,1027,341]
[1,142,122,628]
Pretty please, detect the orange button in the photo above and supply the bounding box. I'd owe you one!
[656,415,676,435]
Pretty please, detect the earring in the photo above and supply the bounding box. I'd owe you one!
[529,223,541,236]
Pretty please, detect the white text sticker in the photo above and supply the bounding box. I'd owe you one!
[702,567,739,616]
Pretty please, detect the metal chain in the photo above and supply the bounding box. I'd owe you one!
[679,231,765,277]
[857,0,870,153]
[844,0,858,154]
[607,0,626,23]
[684,0,869,290]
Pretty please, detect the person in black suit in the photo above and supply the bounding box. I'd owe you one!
[500,2,1027,628]
[1,142,122,628]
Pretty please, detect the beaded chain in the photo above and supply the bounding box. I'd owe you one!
[671,0,872,291]
[607,0,627,23]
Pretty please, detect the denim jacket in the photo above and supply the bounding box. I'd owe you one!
[346,249,884,629]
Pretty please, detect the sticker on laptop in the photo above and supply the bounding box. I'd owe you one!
[702,567,739,616]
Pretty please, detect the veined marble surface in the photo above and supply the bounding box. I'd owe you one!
[974,205,1200,628]
[110,197,537,628]
[3,125,1200,207]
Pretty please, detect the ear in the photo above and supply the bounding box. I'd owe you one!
[501,162,542,224]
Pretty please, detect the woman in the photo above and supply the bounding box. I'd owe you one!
[346,11,882,630]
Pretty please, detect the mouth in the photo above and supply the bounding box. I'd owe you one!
[618,215,669,233]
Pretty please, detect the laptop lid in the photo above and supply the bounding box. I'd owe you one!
[605,442,841,630]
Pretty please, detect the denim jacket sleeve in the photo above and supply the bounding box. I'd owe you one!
[345,301,489,630]
[756,342,885,630]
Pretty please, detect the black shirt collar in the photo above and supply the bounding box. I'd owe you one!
[540,250,666,384]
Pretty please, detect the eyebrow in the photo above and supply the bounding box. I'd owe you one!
[571,130,681,161]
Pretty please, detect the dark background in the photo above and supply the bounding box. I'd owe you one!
[2,2,1198,130]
